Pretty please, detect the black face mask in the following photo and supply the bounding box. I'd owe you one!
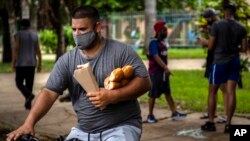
[159,28,167,40]
[161,32,167,39]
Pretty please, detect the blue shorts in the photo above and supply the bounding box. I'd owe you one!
[148,72,171,98]
[209,57,241,84]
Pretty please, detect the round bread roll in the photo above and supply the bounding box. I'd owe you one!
[106,81,122,90]
[121,79,130,86]
[122,65,134,79]
[104,76,110,88]
[109,68,124,82]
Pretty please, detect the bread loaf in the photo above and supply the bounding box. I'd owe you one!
[104,76,122,90]
[109,68,124,82]
[104,65,134,90]
[122,65,134,79]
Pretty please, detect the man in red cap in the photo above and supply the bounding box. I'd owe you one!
[147,21,186,123]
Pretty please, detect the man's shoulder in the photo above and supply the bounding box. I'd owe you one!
[213,19,227,26]
[58,48,77,61]
[105,38,131,51]
[106,38,127,47]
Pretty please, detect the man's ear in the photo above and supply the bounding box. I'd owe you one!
[95,22,102,33]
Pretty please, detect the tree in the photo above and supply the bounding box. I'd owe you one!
[0,0,18,63]
[38,0,69,60]
[144,0,156,54]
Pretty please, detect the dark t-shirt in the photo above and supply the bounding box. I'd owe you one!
[210,19,247,64]
[148,39,168,74]
[15,30,39,67]
[45,39,148,133]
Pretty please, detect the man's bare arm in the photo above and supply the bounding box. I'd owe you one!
[87,76,151,108]
[6,88,59,141]
[208,36,216,50]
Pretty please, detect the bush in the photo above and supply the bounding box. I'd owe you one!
[39,29,57,54]
[64,25,75,51]
[39,26,75,53]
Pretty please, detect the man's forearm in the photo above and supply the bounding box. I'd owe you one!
[240,38,248,52]
[24,88,59,127]
[153,55,167,68]
[111,76,151,103]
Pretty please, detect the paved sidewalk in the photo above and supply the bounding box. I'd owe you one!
[1,60,250,141]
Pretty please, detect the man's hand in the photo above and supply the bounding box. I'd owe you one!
[197,37,209,47]
[87,88,114,109]
[6,124,34,141]
[11,63,16,72]
[164,66,171,76]
[37,65,42,73]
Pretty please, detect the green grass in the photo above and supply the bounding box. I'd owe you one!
[139,70,250,114]
[137,47,207,60]
[0,63,12,73]
[0,60,56,73]
[42,60,56,72]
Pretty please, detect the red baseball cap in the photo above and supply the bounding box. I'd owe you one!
[154,21,166,33]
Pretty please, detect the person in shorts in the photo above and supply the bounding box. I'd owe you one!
[201,3,248,133]
[146,21,186,123]
[198,8,228,123]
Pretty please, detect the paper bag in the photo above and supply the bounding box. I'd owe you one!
[73,63,99,92]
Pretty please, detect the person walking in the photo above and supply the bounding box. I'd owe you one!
[201,3,248,133]
[11,19,42,110]
[146,21,186,123]
[7,5,151,141]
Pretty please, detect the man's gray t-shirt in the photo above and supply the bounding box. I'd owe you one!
[15,30,39,67]
[45,39,149,133]
[210,19,247,64]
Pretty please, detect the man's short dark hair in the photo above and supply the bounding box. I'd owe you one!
[20,19,30,28]
[223,3,236,14]
[71,5,100,24]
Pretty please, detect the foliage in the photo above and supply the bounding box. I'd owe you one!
[157,0,199,12]
[79,0,144,15]
[194,0,250,36]
[39,29,58,54]
[39,26,75,54]
[240,57,250,72]
[64,25,75,50]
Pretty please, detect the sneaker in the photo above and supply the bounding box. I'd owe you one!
[224,124,230,133]
[25,94,35,110]
[217,115,227,124]
[201,121,216,131]
[171,112,186,120]
[147,115,157,123]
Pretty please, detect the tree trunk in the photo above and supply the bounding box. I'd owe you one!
[55,24,65,60]
[144,0,156,55]
[51,0,65,60]
[30,0,38,31]
[1,8,12,63]
[1,0,17,63]
[21,0,30,19]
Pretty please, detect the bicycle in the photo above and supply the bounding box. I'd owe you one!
[17,134,65,141]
